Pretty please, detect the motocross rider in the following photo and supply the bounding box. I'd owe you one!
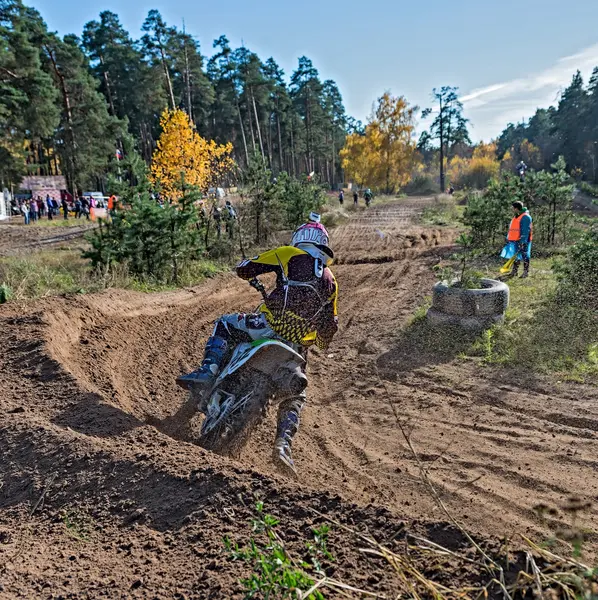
[177,212,338,473]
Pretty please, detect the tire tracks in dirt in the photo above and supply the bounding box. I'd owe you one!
[1,196,597,596]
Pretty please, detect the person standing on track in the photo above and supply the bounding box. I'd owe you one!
[177,212,339,474]
[507,201,533,278]
[353,190,359,206]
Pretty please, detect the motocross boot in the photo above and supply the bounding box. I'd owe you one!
[273,410,299,476]
[176,336,228,394]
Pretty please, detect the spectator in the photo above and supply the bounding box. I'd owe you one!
[80,197,90,220]
[74,198,82,219]
[30,197,39,222]
[21,201,30,225]
[213,206,223,239]
[46,194,54,217]
[37,197,45,217]
[61,197,69,220]
[224,200,237,239]
[353,190,359,206]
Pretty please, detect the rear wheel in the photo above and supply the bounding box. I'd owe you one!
[198,372,269,457]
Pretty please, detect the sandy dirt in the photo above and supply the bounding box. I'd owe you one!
[0,221,95,256]
[0,196,596,598]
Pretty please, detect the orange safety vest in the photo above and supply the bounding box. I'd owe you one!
[507,212,533,242]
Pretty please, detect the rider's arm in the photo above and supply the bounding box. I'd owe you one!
[236,246,305,280]
[315,271,339,350]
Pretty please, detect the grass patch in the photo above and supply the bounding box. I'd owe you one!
[21,218,92,228]
[421,194,464,227]
[406,256,597,381]
[224,502,340,599]
[0,249,100,300]
[0,247,227,302]
[469,258,597,380]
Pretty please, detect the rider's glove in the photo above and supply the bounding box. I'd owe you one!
[249,278,266,295]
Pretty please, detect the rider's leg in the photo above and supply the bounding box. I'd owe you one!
[176,313,273,390]
[273,393,306,474]
[176,319,232,390]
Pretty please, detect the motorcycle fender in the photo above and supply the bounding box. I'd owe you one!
[214,340,305,386]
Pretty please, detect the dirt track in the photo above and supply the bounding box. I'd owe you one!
[1,197,597,597]
[0,221,95,256]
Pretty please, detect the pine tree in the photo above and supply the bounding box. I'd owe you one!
[141,10,176,110]
[554,71,589,173]
[82,10,165,162]
[0,0,58,185]
[40,32,127,193]
[421,86,471,191]
[166,28,214,133]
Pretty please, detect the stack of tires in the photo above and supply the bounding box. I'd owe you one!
[426,279,509,330]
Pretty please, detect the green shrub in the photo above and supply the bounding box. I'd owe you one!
[421,193,462,226]
[403,173,438,196]
[464,158,575,251]
[0,283,13,303]
[83,190,203,284]
[554,224,598,312]
[580,181,598,198]
[224,502,334,599]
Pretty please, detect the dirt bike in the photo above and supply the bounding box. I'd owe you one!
[196,278,307,456]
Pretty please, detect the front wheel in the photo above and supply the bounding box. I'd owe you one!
[198,373,269,457]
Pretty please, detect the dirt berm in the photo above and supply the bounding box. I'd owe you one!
[1,198,596,598]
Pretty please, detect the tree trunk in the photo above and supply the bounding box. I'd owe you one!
[439,96,445,192]
[158,44,176,110]
[267,111,273,167]
[276,107,284,173]
[290,123,296,176]
[99,55,116,117]
[331,129,336,188]
[246,94,257,152]
[235,99,250,166]
[183,38,193,121]
[44,43,78,195]
[251,89,265,161]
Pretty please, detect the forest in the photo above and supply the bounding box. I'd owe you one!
[2,0,598,196]
[496,70,598,183]
[0,0,349,193]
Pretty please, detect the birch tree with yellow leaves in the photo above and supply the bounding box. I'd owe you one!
[340,93,419,193]
[151,108,235,199]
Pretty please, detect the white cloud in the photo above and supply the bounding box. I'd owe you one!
[462,43,598,141]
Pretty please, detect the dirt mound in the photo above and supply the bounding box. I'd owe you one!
[1,197,596,597]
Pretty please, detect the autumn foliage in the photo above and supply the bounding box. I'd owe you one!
[340,93,419,193]
[447,142,500,189]
[150,109,235,199]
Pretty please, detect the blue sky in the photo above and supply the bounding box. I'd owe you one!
[28,0,598,141]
